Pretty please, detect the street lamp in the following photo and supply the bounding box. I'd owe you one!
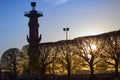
[63,28,70,40]
[63,27,71,80]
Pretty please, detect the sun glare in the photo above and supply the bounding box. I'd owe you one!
[87,31,99,36]
[91,44,97,50]
[82,29,101,36]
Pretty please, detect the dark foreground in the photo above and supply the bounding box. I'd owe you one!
[2,72,120,80]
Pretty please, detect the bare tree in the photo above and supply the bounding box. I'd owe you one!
[101,31,120,80]
[21,44,57,76]
[95,60,108,73]
[75,36,103,80]
[39,43,57,80]
[1,48,21,80]
[56,40,76,80]
[21,45,29,73]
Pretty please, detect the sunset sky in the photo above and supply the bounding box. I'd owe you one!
[0,0,120,56]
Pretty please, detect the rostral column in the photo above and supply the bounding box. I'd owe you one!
[24,2,43,73]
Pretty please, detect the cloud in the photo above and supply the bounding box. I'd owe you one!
[45,0,69,5]
[55,0,68,5]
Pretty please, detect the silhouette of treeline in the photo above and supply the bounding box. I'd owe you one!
[1,30,120,80]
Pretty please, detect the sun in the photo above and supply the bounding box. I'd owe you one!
[91,44,97,50]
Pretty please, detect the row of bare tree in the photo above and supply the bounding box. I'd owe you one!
[1,30,120,80]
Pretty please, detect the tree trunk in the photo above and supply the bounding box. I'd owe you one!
[115,60,119,80]
[13,58,17,80]
[52,61,55,74]
[67,61,71,80]
[40,66,46,80]
[90,64,94,80]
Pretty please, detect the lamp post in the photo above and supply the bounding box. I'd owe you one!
[63,27,71,80]
[62,27,70,74]
[63,28,69,40]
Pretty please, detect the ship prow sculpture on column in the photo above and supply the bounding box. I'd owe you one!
[24,2,43,73]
